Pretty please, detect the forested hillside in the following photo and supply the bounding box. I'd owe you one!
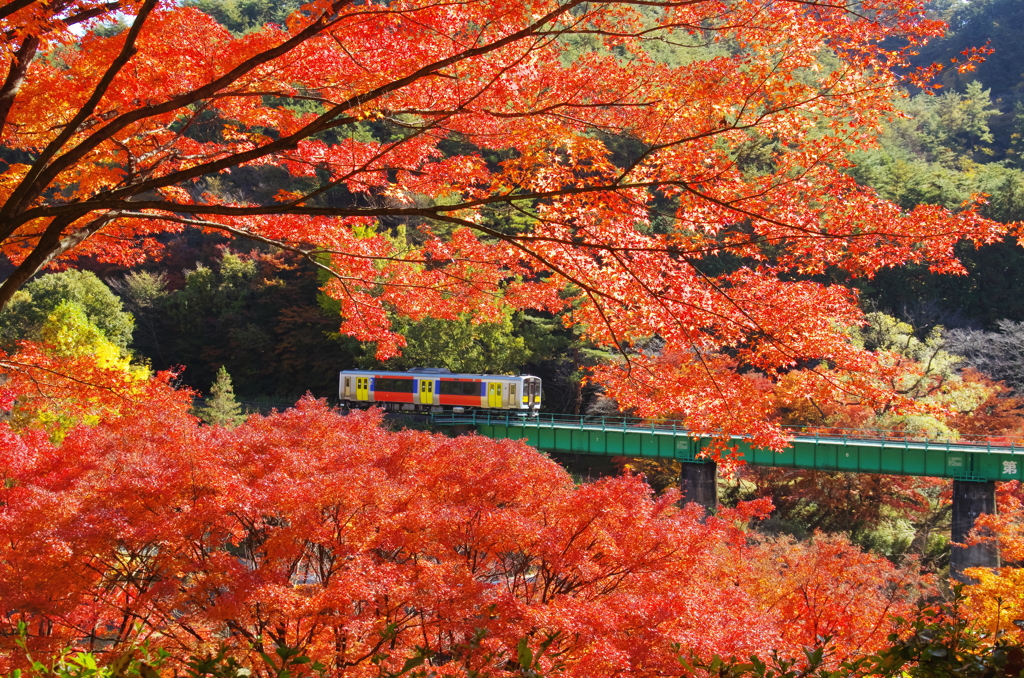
[93,0,1024,574]
[848,0,1024,330]
[4,0,1024,550]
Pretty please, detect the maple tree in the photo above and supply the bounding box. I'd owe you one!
[0,0,1010,440]
[0,394,931,676]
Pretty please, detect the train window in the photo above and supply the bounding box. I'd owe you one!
[439,380,479,396]
[374,377,414,393]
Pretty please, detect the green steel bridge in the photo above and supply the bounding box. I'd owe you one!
[429,410,1016,575]
[430,411,1023,482]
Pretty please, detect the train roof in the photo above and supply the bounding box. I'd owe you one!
[339,369,537,381]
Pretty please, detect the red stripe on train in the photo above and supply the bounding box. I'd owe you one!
[372,392,414,403]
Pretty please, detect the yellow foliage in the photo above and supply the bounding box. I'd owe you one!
[11,301,148,440]
[962,566,1024,642]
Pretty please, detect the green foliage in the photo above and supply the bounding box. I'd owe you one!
[110,271,170,366]
[1008,102,1024,169]
[183,0,301,34]
[40,302,129,363]
[913,0,1024,102]
[4,622,168,678]
[858,237,1024,331]
[852,516,919,560]
[862,589,1024,678]
[527,311,618,415]
[196,366,247,427]
[124,249,360,398]
[2,622,325,678]
[924,81,999,164]
[840,77,1024,327]
[847,82,1004,201]
[0,270,134,349]
[91,19,128,37]
[846,313,986,440]
[165,254,259,338]
[2,299,147,442]
[840,23,1024,329]
[180,647,250,678]
[2,626,568,678]
[252,645,326,678]
[362,311,534,375]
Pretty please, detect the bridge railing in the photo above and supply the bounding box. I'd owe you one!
[430,411,1024,450]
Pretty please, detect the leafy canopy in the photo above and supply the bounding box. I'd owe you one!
[0,0,1012,442]
[0,393,930,676]
[0,270,134,349]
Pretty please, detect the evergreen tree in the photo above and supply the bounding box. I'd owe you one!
[197,366,246,427]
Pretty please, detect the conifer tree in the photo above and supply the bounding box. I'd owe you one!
[197,366,246,427]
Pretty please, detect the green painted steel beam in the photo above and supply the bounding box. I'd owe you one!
[431,412,1024,482]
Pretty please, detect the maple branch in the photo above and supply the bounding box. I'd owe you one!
[0,356,138,402]
[112,213,503,311]
[0,33,39,133]
[0,0,593,231]
[62,2,124,28]
[0,211,119,310]
[0,0,356,230]
[1,0,158,225]
[0,0,36,21]
[0,214,75,308]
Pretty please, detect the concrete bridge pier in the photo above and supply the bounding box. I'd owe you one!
[680,460,718,512]
[951,480,1000,581]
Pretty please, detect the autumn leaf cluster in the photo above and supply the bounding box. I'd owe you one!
[0,392,933,677]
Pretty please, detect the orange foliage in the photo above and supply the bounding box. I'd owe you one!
[738,533,933,660]
[0,343,176,437]
[0,391,930,676]
[0,0,1016,440]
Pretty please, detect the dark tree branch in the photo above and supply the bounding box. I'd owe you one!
[0,0,40,22]
[0,214,77,309]
[0,0,354,233]
[1,0,160,223]
[0,0,594,243]
[0,211,118,309]
[0,34,39,133]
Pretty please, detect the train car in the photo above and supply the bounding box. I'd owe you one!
[339,367,541,414]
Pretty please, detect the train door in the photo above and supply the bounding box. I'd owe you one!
[487,382,502,408]
[342,375,351,399]
[526,378,540,408]
[509,383,517,409]
[356,376,369,401]
[419,379,434,405]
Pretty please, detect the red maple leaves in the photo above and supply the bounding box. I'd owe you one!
[0,0,1015,435]
[0,396,930,675]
